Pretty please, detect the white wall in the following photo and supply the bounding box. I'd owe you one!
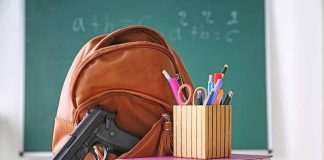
[0,0,49,159]
[267,0,324,159]
[0,0,24,159]
[0,0,323,160]
[0,0,29,159]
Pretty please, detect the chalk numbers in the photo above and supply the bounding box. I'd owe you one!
[172,10,240,42]
[179,11,189,27]
[72,10,240,43]
[202,10,215,24]
[227,11,239,25]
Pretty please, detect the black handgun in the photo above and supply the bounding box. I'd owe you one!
[53,105,140,160]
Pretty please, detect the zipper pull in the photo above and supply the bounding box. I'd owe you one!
[162,113,171,124]
[176,73,184,85]
[158,113,173,156]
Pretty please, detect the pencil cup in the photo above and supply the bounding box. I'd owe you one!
[173,105,232,159]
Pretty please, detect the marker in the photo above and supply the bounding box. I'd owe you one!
[207,75,213,94]
[222,90,234,105]
[162,70,184,104]
[222,64,229,75]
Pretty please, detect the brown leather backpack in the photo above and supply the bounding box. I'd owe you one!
[52,26,193,159]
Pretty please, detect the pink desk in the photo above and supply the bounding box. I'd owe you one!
[120,154,272,160]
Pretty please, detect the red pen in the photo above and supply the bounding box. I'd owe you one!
[213,73,223,105]
[213,73,223,84]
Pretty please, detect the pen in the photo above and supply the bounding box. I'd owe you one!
[162,70,184,104]
[222,90,234,105]
[207,74,213,95]
[213,64,228,105]
[213,73,223,85]
[213,64,228,84]
[206,79,223,105]
[215,89,223,105]
[222,64,228,75]
[203,92,213,106]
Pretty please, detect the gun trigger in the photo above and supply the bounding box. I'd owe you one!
[106,118,110,129]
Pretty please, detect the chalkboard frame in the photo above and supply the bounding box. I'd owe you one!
[23,0,272,155]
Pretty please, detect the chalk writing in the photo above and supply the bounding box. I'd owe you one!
[104,14,115,33]
[169,27,182,41]
[227,10,239,25]
[72,17,86,32]
[202,10,215,24]
[225,29,240,42]
[190,26,198,39]
[199,25,210,40]
[72,10,240,43]
[91,15,100,33]
[178,11,189,27]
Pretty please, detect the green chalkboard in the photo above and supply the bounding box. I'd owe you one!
[25,0,267,152]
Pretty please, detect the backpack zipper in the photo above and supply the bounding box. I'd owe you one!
[161,113,171,123]
[71,41,183,109]
[176,73,184,85]
[73,91,172,159]
[74,89,172,123]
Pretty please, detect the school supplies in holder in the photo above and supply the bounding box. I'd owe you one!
[173,105,232,159]
[163,64,234,159]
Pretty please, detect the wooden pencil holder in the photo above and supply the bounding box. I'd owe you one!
[173,105,232,159]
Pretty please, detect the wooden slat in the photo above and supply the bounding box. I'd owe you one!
[225,106,229,157]
[220,106,225,157]
[229,106,232,157]
[191,105,197,158]
[176,106,182,157]
[216,106,221,158]
[196,106,202,159]
[186,106,192,158]
[173,106,177,157]
[201,106,207,159]
[208,106,213,158]
[181,105,187,157]
[212,105,217,158]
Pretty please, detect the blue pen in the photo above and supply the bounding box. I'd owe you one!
[206,79,223,105]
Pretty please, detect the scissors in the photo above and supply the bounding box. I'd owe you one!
[177,84,207,105]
